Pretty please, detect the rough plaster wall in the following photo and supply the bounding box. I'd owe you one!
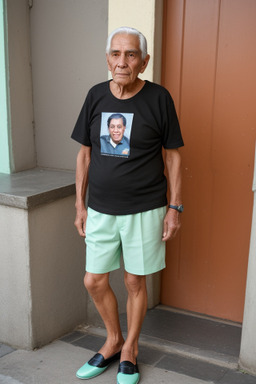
[30,0,108,170]
[29,196,87,347]
[0,205,32,348]
[6,0,36,172]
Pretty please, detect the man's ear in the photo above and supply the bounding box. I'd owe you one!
[140,54,150,74]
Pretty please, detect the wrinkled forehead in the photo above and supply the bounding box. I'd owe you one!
[110,33,141,52]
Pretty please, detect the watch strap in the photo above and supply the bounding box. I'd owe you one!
[168,204,184,213]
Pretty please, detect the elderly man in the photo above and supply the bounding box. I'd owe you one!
[71,26,184,384]
[100,113,130,156]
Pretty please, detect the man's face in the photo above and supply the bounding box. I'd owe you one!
[106,33,149,87]
[108,118,126,144]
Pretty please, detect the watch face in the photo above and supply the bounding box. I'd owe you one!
[178,205,184,213]
[169,204,184,213]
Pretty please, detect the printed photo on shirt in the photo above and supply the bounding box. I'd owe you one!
[100,112,134,157]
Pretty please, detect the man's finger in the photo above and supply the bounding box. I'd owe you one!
[162,221,168,239]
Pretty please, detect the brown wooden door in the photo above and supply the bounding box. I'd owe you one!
[161,0,256,322]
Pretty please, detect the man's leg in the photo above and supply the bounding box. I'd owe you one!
[121,272,147,364]
[84,271,124,358]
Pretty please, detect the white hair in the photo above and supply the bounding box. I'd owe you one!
[106,27,148,60]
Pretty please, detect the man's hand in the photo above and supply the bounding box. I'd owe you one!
[74,207,88,238]
[74,145,91,238]
[162,208,181,241]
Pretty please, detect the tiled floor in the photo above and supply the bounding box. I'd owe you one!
[0,344,15,358]
[61,332,256,383]
[2,307,256,383]
[136,307,242,357]
[60,307,256,384]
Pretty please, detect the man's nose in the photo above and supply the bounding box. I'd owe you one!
[117,53,128,67]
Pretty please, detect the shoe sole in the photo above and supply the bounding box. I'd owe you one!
[117,377,140,384]
[76,366,108,379]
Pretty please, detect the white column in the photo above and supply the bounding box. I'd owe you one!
[108,0,164,84]
[6,0,36,172]
[239,146,256,375]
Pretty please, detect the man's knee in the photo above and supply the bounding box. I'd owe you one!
[84,272,109,296]
[124,273,146,295]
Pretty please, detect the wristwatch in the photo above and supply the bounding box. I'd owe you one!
[168,204,184,213]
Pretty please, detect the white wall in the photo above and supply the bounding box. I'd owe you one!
[0,205,33,348]
[30,0,108,170]
[29,196,87,347]
[239,148,256,375]
[6,0,36,172]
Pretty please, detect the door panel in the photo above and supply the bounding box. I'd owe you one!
[161,0,256,322]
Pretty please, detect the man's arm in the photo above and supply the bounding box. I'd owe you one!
[74,145,91,237]
[162,148,182,241]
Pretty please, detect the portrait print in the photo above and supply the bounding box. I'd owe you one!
[100,112,134,157]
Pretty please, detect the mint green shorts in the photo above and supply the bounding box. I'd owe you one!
[85,207,166,275]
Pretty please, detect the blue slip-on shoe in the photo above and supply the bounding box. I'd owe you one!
[76,351,121,380]
[117,361,140,384]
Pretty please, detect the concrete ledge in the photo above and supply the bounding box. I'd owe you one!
[0,167,87,349]
[0,168,76,209]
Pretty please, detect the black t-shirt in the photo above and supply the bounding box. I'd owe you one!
[71,80,184,215]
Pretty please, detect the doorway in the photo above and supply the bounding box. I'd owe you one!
[161,0,256,322]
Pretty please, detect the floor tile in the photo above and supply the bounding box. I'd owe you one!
[0,344,15,358]
[219,369,256,384]
[156,353,228,382]
[137,345,165,366]
[59,331,85,343]
[71,334,104,352]
[140,308,241,356]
